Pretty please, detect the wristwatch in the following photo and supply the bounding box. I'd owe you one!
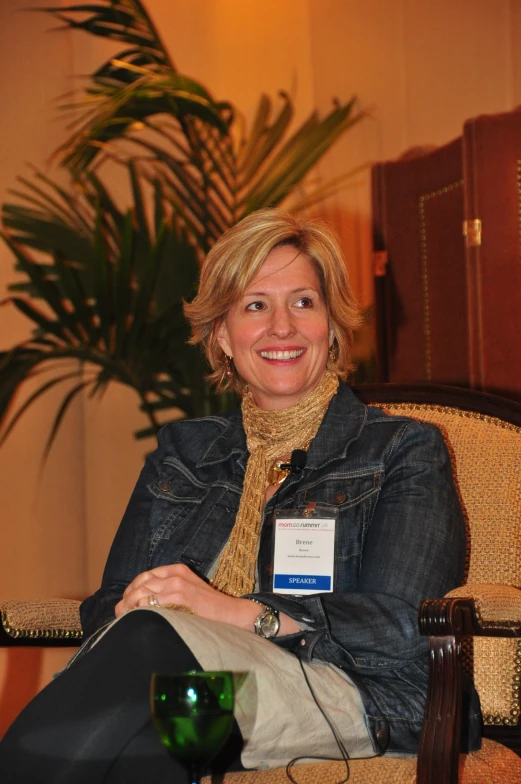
[250,598,280,639]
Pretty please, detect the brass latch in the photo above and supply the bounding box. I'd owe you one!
[463,219,482,248]
[373,250,388,276]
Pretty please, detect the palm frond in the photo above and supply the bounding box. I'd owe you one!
[41,0,229,170]
[41,2,172,66]
[0,167,224,444]
[56,68,229,170]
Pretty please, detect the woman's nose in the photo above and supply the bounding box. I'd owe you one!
[267,305,296,337]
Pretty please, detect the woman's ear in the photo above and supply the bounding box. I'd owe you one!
[216,319,232,357]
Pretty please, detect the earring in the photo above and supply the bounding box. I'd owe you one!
[225,355,234,378]
[328,342,337,365]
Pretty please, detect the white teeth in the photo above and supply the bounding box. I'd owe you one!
[260,349,304,360]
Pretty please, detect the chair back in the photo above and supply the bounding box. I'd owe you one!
[356,385,521,729]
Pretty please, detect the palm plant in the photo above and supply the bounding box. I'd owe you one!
[0,0,368,451]
[1,167,221,453]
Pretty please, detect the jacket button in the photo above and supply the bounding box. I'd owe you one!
[334,493,347,504]
[376,726,389,748]
[300,639,306,646]
[158,481,172,492]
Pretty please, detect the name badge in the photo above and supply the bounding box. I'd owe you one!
[272,511,336,594]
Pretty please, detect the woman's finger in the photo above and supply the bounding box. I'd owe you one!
[122,570,157,597]
[122,563,193,598]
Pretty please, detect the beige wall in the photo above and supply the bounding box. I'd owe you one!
[1,0,521,729]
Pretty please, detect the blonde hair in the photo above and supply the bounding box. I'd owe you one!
[184,208,361,393]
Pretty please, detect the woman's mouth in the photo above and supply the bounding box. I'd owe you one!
[259,349,304,360]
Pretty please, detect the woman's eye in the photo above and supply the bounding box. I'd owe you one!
[245,301,265,312]
[296,296,313,308]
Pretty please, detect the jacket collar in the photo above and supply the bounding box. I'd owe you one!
[197,410,247,469]
[197,381,367,471]
[306,381,367,469]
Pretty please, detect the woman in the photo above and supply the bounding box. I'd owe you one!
[0,209,479,782]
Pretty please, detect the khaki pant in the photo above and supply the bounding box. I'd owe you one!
[98,608,375,770]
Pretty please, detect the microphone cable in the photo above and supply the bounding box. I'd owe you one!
[284,658,390,784]
[278,446,390,781]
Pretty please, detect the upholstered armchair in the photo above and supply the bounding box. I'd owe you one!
[2,384,521,783]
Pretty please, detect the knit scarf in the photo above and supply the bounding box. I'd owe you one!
[210,370,339,597]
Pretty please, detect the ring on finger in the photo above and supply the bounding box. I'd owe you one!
[147,594,160,608]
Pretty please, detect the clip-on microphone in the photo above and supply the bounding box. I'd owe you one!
[280,449,307,475]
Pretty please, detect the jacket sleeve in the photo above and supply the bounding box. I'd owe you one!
[79,439,168,638]
[246,421,467,673]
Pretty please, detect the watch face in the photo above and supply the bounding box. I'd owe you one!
[256,607,280,639]
[262,611,279,637]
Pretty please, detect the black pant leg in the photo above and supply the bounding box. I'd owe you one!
[0,610,243,784]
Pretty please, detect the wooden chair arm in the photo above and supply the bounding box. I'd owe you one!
[420,592,521,639]
[444,584,521,633]
[0,599,83,647]
[417,595,521,784]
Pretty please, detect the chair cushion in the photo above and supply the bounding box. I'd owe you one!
[203,738,521,783]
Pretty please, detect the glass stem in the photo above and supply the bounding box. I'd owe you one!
[188,761,204,784]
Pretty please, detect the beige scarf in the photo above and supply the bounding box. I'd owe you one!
[211,370,339,597]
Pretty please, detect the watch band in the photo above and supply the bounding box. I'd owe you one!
[249,597,267,610]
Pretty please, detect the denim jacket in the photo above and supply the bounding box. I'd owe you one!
[81,382,481,754]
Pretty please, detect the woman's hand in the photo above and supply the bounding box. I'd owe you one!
[114,563,301,635]
[115,564,240,624]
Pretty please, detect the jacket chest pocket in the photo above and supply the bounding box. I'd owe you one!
[146,459,240,567]
[148,459,216,540]
[293,469,383,563]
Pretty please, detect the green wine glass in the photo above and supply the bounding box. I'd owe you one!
[151,671,235,784]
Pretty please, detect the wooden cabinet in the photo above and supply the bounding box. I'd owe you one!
[372,107,521,401]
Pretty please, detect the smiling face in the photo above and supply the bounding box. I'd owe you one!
[216,244,331,410]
